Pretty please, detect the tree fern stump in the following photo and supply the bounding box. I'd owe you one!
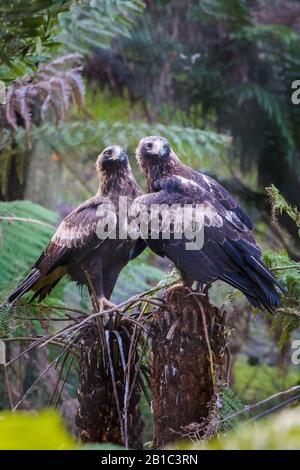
[75,323,144,448]
[151,286,226,448]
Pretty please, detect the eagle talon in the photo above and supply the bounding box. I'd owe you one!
[98,297,118,313]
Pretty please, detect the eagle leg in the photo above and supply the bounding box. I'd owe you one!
[98,296,118,312]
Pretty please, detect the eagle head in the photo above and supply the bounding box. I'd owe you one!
[96,145,128,172]
[136,136,171,163]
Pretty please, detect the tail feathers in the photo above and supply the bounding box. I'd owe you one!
[244,254,287,294]
[221,239,286,312]
[222,268,282,313]
[30,278,61,302]
[6,269,41,305]
[4,266,67,307]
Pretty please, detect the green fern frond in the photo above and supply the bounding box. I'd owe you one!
[56,0,145,55]
[217,387,247,433]
[29,119,231,170]
[266,184,300,233]
[263,250,300,347]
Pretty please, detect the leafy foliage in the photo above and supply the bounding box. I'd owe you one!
[0,410,75,450]
[0,0,73,82]
[195,406,300,450]
[24,119,231,169]
[217,387,247,432]
[263,185,300,346]
[233,355,299,403]
[57,0,145,54]
[263,250,300,347]
[267,184,300,236]
[0,200,57,294]
[0,53,85,200]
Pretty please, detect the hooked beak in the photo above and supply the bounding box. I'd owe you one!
[110,146,123,161]
[119,150,127,162]
[153,140,165,156]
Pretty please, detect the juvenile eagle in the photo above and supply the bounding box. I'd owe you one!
[135,136,286,312]
[6,146,144,311]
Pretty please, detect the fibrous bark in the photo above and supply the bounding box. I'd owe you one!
[75,322,144,449]
[151,286,226,448]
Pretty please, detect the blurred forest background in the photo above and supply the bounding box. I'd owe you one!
[0,0,300,449]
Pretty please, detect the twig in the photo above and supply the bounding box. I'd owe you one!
[54,354,75,408]
[250,394,300,421]
[4,368,14,410]
[219,385,300,424]
[270,264,300,272]
[12,348,67,411]
[192,292,215,385]
[14,303,89,317]
[0,216,55,228]
[13,316,77,322]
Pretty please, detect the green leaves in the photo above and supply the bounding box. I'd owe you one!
[56,0,145,55]
[0,410,75,450]
[28,119,231,172]
[0,409,127,449]
[0,0,73,82]
[266,184,300,235]
[0,200,57,296]
[263,250,300,347]
[199,406,300,449]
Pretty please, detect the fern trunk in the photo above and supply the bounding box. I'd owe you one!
[75,322,144,449]
[151,286,226,448]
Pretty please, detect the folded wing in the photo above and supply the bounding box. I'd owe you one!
[6,196,115,303]
[133,176,285,312]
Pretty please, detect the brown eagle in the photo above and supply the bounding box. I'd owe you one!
[135,135,286,312]
[5,145,145,311]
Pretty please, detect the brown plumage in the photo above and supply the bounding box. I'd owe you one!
[135,136,286,312]
[6,145,145,309]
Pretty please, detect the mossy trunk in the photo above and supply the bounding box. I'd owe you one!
[151,286,226,448]
[75,323,144,449]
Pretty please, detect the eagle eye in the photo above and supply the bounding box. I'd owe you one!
[105,149,113,157]
[146,142,153,150]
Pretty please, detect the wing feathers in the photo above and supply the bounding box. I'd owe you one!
[137,175,283,311]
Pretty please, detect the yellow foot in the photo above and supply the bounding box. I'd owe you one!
[97,297,120,331]
[98,297,118,312]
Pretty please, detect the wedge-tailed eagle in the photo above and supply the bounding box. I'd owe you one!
[5,145,145,310]
[135,136,286,311]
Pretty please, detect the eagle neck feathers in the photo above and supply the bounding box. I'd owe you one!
[97,163,141,200]
[142,152,183,192]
